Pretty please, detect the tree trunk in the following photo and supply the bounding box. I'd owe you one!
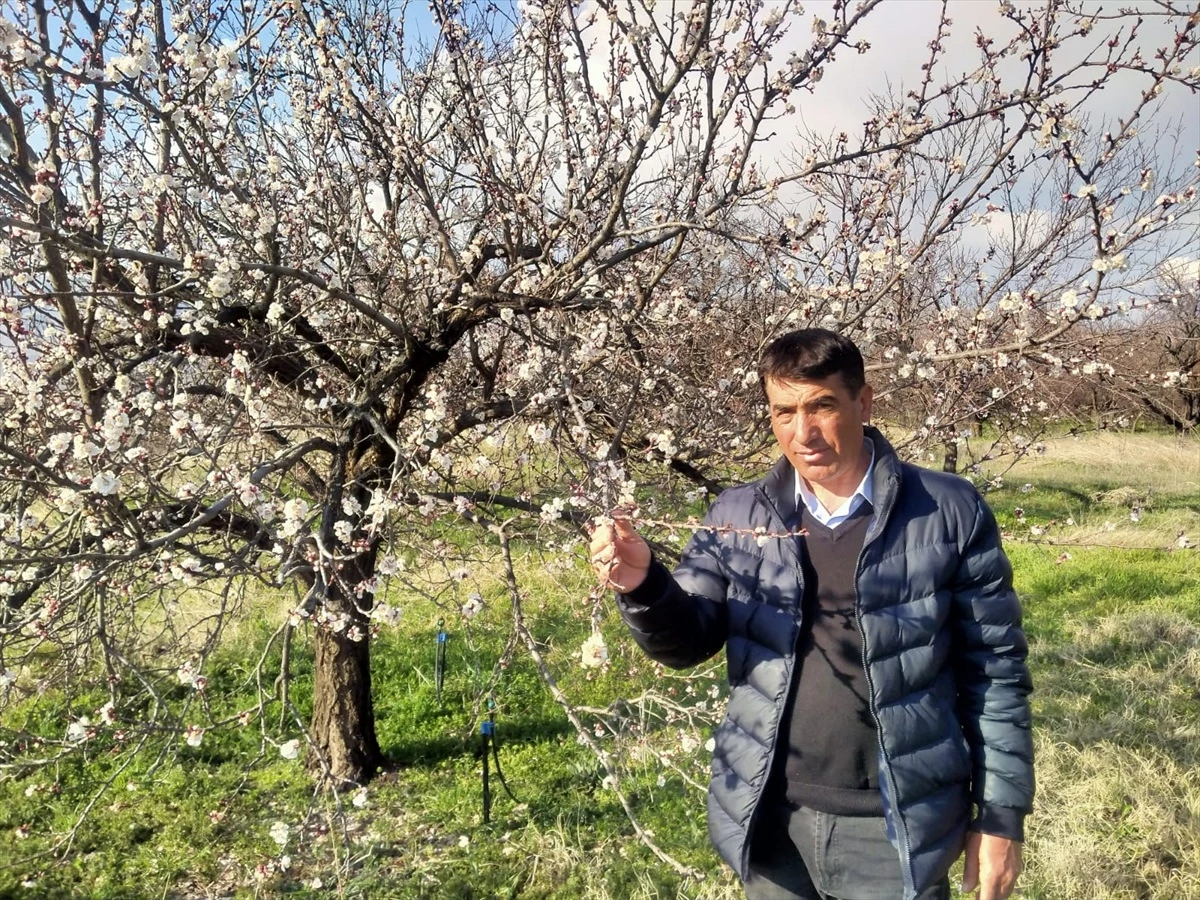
[311,623,383,784]
[942,439,959,474]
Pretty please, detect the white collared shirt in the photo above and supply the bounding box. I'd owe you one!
[795,438,875,529]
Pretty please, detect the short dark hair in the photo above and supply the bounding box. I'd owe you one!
[758,328,866,396]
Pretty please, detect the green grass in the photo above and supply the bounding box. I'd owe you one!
[1,432,1198,898]
[986,436,1200,900]
[0,553,730,899]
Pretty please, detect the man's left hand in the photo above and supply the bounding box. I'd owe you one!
[961,832,1022,900]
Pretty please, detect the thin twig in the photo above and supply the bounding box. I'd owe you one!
[493,523,699,879]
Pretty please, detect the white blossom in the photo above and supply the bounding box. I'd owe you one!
[280,498,310,537]
[540,497,566,523]
[73,435,102,459]
[177,661,198,686]
[461,592,485,618]
[580,632,609,669]
[90,471,121,496]
[66,717,91,742]
[269,821,290,847]
[236,480,260,506]
[377,556,404,576]
[647,430,678,457]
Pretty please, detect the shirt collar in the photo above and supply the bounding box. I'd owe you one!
[794,437,875,522]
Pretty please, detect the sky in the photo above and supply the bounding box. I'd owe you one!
[780,0,1198,148]
[791,0,1199,275]
[554,0,1196,284]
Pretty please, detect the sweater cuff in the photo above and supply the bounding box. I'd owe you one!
[617,556,672,610]
[970,804,1025,842]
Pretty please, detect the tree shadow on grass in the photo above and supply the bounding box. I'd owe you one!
[989,481,1097,520]
[1021,560,1198,643]
[1023,607,1200,896]
[382,714,575,769]
[991,477,1199,522]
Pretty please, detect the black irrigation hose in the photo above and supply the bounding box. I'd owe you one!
[435,618,448,703]
[428,622,519,823]
[481,697,519,824]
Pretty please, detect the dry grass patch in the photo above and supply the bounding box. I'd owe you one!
[986,431,1200,550]
[1024,610,1200,899]
[1007,432,1200,497]
[1027,740,1200,900]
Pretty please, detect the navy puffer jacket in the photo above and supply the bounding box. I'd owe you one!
[618,427,1034,899]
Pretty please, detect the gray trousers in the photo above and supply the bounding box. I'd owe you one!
[743,801,952,900]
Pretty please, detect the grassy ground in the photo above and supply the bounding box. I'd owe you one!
[973,431,1200,900]
[1,431,1197,899]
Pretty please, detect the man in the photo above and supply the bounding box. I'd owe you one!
[590,329,1033,900]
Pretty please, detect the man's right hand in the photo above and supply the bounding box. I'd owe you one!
[589,516,651,593]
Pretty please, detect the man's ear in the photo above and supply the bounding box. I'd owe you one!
[859,383,874,423]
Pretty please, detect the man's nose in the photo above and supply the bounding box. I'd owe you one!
[790,413,815,444]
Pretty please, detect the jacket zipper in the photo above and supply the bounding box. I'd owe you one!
[739,484,805,876]
[853,471,916,896]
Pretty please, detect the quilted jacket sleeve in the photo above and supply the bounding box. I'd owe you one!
[615,500,734,670]
[951,492,1035,841]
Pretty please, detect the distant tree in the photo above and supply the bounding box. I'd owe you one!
[1080,274,1199,432]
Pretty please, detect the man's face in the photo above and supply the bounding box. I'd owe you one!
[765,374,873,495]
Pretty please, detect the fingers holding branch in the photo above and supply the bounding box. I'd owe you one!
[589,513,650,593]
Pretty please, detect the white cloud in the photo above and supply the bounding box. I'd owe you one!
[1161,256,1200,284]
